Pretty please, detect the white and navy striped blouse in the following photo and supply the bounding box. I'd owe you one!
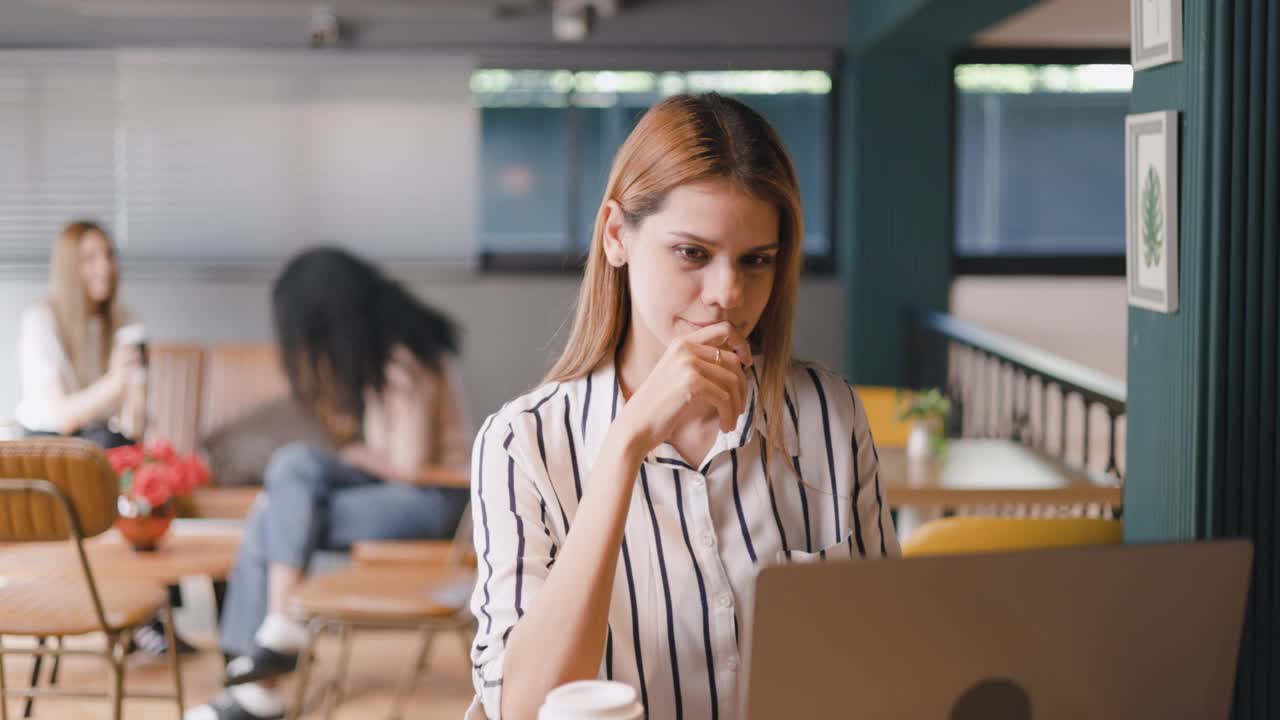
[466,357,901,719]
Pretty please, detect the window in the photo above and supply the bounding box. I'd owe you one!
[474,69,835,271]
[0,52,117,261]
[952,50,1133,275]
[0,50,478,269]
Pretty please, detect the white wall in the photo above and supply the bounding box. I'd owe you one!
[0,273,845,431]
[951,276,1128,474]
[950,276,1128,380]
[1,274,1123,431]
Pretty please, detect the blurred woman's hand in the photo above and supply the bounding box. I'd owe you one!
[107,345,141,378]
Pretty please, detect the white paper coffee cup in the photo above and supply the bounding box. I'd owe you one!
[537,680,644,720]
[114,323,148,348]
[113,323,150,382]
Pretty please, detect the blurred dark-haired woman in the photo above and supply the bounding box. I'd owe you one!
[188,247,471,720]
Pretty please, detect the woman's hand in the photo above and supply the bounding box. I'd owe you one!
[106,345,142,390]
[340,442,423,486]
[496,322,752,717]
[339,442,388,478]
[614,321,752,455]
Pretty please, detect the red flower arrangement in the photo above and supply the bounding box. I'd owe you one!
[106,440,210,550]
[107,439,211,515]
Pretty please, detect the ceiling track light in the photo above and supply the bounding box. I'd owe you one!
[550,0,621,42]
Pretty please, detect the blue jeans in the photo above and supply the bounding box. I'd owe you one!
[218,443,468,657]
[24,424,132,449]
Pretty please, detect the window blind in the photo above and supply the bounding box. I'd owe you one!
[0,52,117,260]
[0,50,477,269]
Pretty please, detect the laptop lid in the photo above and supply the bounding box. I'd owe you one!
[742,541,1252,720]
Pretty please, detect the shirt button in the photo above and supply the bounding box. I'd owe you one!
[726,657,739,672]
[717,594,732,609]
[700,533,715,548]
[692,476,705,487]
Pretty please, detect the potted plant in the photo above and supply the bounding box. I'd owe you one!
[896,388,952,460]
[106,440,211,551]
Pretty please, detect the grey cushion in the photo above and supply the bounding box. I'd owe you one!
[202,397,333,486]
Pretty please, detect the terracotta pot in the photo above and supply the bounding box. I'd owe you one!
[114,498,176,552]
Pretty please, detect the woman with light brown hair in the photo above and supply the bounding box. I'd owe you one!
[15,220,146,446]
[467,93,899,719]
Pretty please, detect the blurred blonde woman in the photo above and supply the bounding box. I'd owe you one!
[16,222,192,659]
[467,93,900,720]
[15,220,146,447]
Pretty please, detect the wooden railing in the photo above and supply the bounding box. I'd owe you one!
[909,311,1126,483]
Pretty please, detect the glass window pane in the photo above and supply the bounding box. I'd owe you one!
[574,104,647,253]
[475,70,573,254]
[479,107,569,254]
[476,69,833,261]
[954,63,1133,257]
[745,93,831,256]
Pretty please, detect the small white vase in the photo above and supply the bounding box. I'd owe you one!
[906,419,934,460]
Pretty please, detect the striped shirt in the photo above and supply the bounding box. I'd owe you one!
[467,357,900,719]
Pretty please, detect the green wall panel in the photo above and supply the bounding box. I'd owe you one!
[1127,1,1279,717]
[840,0,1036,385]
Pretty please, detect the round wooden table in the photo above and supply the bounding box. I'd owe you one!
[0,521,243,715]
[0,520,242,585]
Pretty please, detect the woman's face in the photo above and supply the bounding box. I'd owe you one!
[78,230,116,306]
[606,178,780,363]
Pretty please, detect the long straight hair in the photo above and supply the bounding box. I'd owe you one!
[543,93,804,450]
[49,221,123,387]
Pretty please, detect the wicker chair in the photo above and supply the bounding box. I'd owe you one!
[287,509,476,720]
[0,438,184,719]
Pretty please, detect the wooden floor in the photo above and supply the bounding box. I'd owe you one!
[1,578,474,719]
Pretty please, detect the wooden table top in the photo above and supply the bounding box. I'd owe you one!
[0,519,243,585]
[877,438,1123,509]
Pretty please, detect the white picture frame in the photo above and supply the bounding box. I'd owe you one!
[1125,111,1179,314]
[1131,0,1183,70]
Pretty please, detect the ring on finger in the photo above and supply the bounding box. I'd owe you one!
[715,349,722,364]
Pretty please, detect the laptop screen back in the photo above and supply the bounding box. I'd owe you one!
[743,541,1251,720]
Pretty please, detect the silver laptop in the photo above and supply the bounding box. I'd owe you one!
[742,541,1252,720]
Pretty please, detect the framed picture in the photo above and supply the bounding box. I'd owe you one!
[1125,111,1179,314]
[1131,0,1183,70]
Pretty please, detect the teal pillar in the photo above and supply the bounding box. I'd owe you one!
[1123,3,1212,544]
[840,0,1036,385]
[839,47,952,385]
[1125,1,1278,717]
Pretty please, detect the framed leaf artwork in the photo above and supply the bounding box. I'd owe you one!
[1125,111,1179,314]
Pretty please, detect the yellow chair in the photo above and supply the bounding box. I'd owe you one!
[901,516,1123,557]
[854,386,914,448]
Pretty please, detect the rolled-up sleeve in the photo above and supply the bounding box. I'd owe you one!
[15,304,69,431]
[468,413,561,719]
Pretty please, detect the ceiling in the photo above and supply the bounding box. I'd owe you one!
[2,0,1129,51]
[974,0,1130,48]
[1,0,850,51]
[29,0,542,19]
